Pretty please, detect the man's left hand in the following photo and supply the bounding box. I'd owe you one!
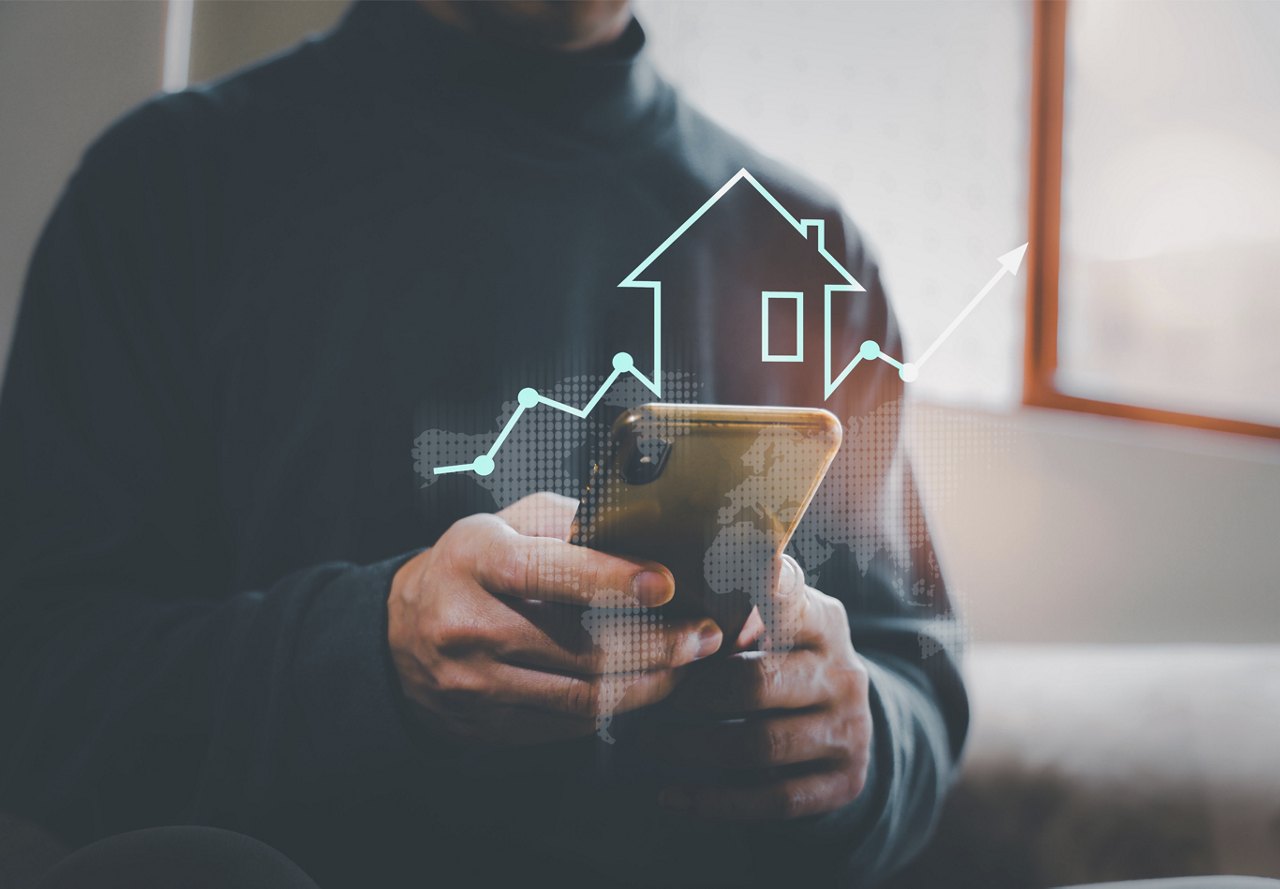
[651,555,873,822]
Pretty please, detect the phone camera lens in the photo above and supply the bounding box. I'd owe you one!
[624,438,672,485]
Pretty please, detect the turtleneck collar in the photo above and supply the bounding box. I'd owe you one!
[322,1,673,150]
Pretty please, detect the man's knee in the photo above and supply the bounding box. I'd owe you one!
[37,825,318,889]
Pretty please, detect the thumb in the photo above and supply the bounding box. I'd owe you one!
[497,492,580,540]
[761,554,809,653]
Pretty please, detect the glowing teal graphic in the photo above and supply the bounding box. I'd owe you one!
[430,168,1027,477]
[832,241,1028,389]
[616,169,869,399]
[433,351,641,477]
[761,291,805,362]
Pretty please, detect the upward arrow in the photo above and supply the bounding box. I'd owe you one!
[997,242,1029,276]
[914,242,1029,370]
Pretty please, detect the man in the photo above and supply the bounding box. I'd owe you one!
[0,2,966,886]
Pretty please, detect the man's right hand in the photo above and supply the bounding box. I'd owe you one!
[388,492,723,745]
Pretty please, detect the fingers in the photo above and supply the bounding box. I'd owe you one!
[656,709,852,769]
[669,649,838,716]
[496,607,723,676]
[478,662,688,720]
[732,606,765,652]
[498,492,579,541]
[459,514,674,606]
[756,555,813,650]
[659,768,867,822]
[651,641,875,822]
[755,555,849,652]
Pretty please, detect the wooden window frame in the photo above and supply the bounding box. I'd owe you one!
[1022,0,1280,440]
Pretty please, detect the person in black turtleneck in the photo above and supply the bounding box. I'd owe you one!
[0,2,970,887]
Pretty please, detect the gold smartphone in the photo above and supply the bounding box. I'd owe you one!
[573,403,842,642]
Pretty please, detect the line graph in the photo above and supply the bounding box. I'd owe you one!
[431,241,1027,477]
[824,241,1028,390]
[428,169,1026,477]
[433,351,645,476]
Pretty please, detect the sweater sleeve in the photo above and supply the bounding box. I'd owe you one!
[0,103,421,847]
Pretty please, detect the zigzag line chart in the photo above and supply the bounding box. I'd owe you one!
[431,352,644,477]
[432,172,1027,478]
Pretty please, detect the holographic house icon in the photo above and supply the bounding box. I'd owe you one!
[617,168,868,400]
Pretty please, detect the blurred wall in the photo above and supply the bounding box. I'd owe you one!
[1,0,1276,645]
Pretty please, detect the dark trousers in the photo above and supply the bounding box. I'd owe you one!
[36,826,319,889]
[33,826,1280,889]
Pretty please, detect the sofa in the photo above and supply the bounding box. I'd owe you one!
[887,645,1280,888]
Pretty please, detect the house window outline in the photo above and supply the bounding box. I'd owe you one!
[761,291,804,363]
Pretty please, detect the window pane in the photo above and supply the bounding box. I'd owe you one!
[1057,0,1280,427]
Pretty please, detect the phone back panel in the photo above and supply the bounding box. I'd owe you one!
[574,404,841,640]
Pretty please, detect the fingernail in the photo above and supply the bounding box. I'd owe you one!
[777,556,804,594]
[659,787,691,811]
[695,623,723,659]
[631,570,672,606]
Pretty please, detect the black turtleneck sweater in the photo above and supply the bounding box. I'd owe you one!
[0,4,967,887]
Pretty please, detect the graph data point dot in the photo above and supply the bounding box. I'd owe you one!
[859,340,881,360]
[612,352,634,372]
[473,455,495,476]
[899,363,919,382]
[518,387,539,408]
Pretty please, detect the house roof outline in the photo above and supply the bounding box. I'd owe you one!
[430,169,1026,477]
[617,168,867,400]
